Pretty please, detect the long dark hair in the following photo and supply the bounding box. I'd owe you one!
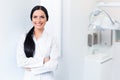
[24,5,49,58]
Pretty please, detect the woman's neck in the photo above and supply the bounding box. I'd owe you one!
[34,28,44,40]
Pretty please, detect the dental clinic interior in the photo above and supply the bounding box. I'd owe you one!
[0,0,120,80]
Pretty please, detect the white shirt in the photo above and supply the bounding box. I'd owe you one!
[16,30,61,80]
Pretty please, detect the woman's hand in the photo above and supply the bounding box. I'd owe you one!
[43,56,50,64]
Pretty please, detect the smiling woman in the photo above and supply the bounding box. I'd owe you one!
[0,0,61,80]
[16,5,61,80]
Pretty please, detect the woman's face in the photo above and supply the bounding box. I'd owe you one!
[32,10,47,31]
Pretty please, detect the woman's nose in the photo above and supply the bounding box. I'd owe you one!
[37,18,41,21]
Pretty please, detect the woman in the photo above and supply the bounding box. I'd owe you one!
[17,5,60,80]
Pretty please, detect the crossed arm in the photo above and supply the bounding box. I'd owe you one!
[16,35,60,75]
[25,57,50,71]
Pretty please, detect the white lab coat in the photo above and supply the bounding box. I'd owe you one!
[16,30,60,80]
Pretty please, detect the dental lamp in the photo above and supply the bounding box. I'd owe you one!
[88,8,120,30]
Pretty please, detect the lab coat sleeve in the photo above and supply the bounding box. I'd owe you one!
[31,37,61,75]
[16,34,43,68]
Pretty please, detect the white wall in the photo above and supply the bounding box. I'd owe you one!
[0,0,61,80]
[61,0,96,80]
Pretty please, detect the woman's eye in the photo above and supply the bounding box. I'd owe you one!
[40,16,45,18]
[33,16,37,18]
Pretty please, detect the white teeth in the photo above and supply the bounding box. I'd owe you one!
[36,23,42,26]
[36,23,42,25]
